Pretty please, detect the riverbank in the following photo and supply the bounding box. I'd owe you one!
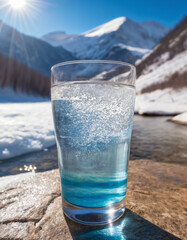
[1,100,187,163]
[1,115,187,178]
[170,112,187,126]
[0,159,186,239]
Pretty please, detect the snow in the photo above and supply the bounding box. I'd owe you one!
[42,17,168,60]
[135,88,187,115]
[135,50,154,65]
[136,50,187,93]
[116,43,149,56]
[159,52,170,62]
[0,102,55,160]
[169,28,187,48]
[171,112,187,125]
[84,17,127,37]
[0,87,48,103]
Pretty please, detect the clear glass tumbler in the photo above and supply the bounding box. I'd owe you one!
[51,60,136,225]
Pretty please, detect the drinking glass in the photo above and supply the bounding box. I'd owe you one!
[51,60,136,225]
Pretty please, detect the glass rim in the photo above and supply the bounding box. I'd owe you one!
[51,60,135,72]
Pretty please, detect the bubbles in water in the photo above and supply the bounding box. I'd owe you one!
[52,82,135,149]
[52,82,136,207]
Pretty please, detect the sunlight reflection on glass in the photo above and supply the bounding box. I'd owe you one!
[19,164,37,173]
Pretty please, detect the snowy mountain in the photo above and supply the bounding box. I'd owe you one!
[42,17,169,63]
[135,17,187,115]
[0,21,76,76]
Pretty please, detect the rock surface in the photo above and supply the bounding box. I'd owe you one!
[0,159,186,240]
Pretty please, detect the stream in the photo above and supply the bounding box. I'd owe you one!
[0,116,186,177]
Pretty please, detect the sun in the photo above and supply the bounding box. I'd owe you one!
[9,0,27,10]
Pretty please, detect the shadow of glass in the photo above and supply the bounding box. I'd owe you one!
[64,208,180,240]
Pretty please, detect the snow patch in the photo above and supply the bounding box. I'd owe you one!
[135,88,187,115]
[116,43,150,56]
[172,112,187,124]
[0,102,55,160]
[160,52,170,62]
[2,148,10,156]
[169,28,187,48]
[171,112,187,126]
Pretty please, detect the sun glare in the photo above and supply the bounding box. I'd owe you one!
[9,0,27,10]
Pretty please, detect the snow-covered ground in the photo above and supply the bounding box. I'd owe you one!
[135,48,187,115]
[136,50,187,93]
[170,112,187,126]
[135,88,187,115]
[0,102,55,160]
[0,90,186,161]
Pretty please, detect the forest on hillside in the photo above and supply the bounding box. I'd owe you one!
[0,52,50,98]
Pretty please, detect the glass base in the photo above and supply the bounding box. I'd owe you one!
[63,198,126,225]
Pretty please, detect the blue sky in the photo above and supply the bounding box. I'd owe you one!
[0,0,186,37]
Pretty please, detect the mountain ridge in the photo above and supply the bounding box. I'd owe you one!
[137,17,187,77]
[42,17,169,63]
[0,21,77,76]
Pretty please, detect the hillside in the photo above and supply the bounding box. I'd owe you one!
[135,17,187,115]
[0,51,50,100]
[0,21,76,76]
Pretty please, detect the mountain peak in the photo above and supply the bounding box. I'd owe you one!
[43,31,67,38]
[83,17,128,37]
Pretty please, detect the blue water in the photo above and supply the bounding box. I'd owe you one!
[61,171,127,207]
[52,83,135,208]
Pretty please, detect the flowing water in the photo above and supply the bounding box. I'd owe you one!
[0,114,186,178]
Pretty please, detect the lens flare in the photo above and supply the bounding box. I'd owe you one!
[0,0,47,67]
[9,0,26,10]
